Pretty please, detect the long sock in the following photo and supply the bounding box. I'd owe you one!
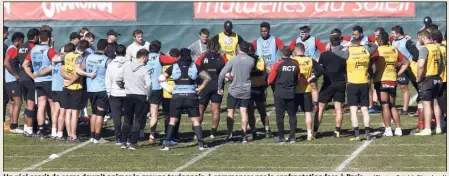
[335,127,341,132]
[57,131,63,138]
[307,129,312,136]
[365,127,371,136]
[165,124,175,145]
[211,128,217,136]
[90,132,95,139]
[95,133,101,140]
[51,128,57,136]
[354,127,359,137]
[193,126,203,142]
[226,117,234,136]
[10,123,18,129]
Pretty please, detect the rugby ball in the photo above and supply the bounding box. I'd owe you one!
[225,72,233,82]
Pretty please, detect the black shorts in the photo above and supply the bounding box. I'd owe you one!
[170,94,199,118]
[318,81,346,103]
[35,81,52,99]
[418,76,443,101]
[295,93,313,112]
[227,94,250,109]
[374,82,397,97]
[89,91,110,114]
[149,90,163,105]
[250,86,266,103]
[397,67,416,85]
[347,83,369,107]
[198,84,223,105]
[51,91,64,104]
[19,80,35,101]
[5,81,22,98]
[60,88,83,110]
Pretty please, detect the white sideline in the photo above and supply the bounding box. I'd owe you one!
[20,140,91,172]
[334,131,382,171]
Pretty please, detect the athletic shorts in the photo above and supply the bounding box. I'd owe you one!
[5,81,22,98]
[51,91,64,104]
[149,90,163,105]
[373,82,397,97]
[318,81,346,103]
[295,93,313,112]
[250,86,266,103]
[418,76,443,101]
[227,94,250,109]
[89,91,110,115]
[35,81,52,99]
[397,67,416,85]
[170,94,199,118]
[347,83,369,107]
[60,88,83,110]
[198,83,223,105]
[19,80,35,101]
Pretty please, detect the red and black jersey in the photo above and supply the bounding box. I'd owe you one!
[5,45,21,76]
[17,41,36,81]
[268,58,301,99]
[195,52,228,83]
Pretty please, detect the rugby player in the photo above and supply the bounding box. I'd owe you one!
[372,31,410,137]
[391,25,419,115]
[126,29,150,61]
[117,49,152,150]
[415,30,444,136]
[17,28,40,136]
[146,41,178,141]
[3,26,9,128]
[106,44,128,145]
[40,25,54,48]
[23,30,58,139]
[4,32,25,134]
[252,22,284,69]
[84,39,110,143]
[217,41,255,143]
[288,25,326,111]
[83,33,96,56]
[211,20,246,59]
[333,38,378,140]
[160,48,182,144]
[195,40,228,138]
[61,40,90,142]
[292,43,324,140]
[268,46,301,143]
[60,32,81,53]
[247,44,273,139]
[105,29,120,59]
[159,48,211,150]
[314,35,347,138]
[188,28,209,61]
[432,30,447,131]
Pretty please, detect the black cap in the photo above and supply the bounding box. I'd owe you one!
[239,41,250,53]
[107,29,120,37]
[69,32,81,41]
[224,20,233,30]
[97,39,108,51]
[423,16,432,25]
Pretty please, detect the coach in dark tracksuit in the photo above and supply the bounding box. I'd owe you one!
[267,46,301,143]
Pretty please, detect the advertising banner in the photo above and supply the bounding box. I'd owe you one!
[194,2,415,19]
[4,2,136,21]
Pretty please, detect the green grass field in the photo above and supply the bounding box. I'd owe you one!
[3,83,447,172]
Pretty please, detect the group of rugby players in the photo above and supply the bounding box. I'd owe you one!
[2,16,446,150]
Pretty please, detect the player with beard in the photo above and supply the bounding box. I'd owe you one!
[195,40,228,138]
[4,32,25,134]
[60,32,81,53]
[211,20,246,60]
[288,26,326,111]
[372,31,409,137]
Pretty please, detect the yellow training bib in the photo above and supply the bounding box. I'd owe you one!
[346,46,371,84]
[218,32,239,60]
[438,44,447,82]
[162,65,175,99]
[292,56,313,93]
[64,52,83,90]
[424,44,442,77]
[251,56,267,87]
[374,45,400,82]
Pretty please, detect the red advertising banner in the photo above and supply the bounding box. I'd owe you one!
[194,2,415,19]
[4,2,136,21]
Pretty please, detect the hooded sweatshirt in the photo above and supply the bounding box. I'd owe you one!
[105,56,129,97]
[116,60,152,96]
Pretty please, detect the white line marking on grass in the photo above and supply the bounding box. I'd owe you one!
[20,140,91,172]
[334,131,381,171]
[173,145,222,172]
